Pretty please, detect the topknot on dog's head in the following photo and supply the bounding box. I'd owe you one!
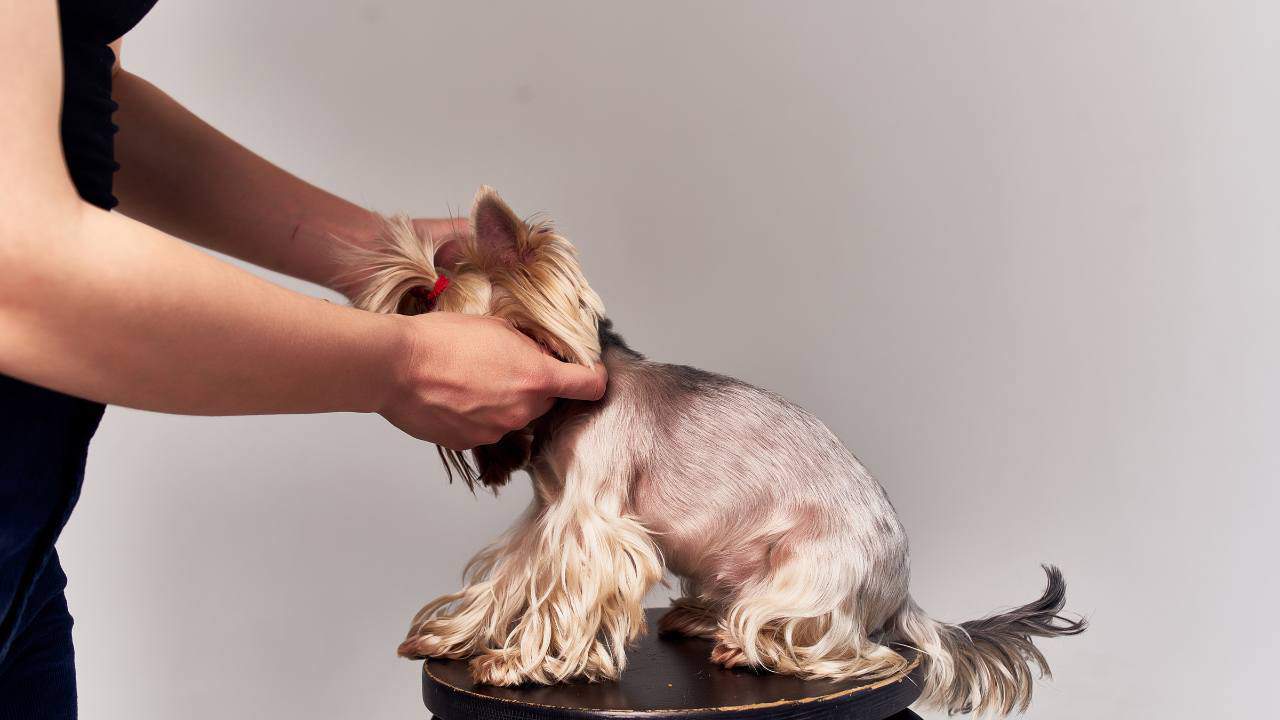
[341,214,454,316]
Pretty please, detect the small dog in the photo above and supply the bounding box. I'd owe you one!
[347,187,1085,715]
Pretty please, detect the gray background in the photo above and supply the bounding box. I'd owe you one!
[59,1,1276,718]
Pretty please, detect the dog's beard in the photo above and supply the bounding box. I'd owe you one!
[438,429,532,491]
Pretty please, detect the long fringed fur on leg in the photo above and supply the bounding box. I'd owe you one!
[346,187,1086,713]
[399,492,662,685]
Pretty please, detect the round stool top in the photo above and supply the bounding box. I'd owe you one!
[423,608,923,720]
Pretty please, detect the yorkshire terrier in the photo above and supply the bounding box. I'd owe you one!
[345,187,1085,715]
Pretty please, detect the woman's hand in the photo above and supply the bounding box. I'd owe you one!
[379,313,607,450]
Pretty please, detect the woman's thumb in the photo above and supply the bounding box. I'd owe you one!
[546,359,608,401]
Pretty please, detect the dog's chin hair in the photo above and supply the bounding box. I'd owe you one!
[437,447,481,491]
[438,432,532,493]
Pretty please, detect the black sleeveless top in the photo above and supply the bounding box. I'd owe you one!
[0,0,156,661]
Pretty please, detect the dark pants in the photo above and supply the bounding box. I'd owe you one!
[0,560,77,720]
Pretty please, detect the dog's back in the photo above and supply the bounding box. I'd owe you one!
[593,320,1085,713]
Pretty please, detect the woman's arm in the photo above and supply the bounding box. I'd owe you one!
[0,0,603,448]
[110,57,462,296]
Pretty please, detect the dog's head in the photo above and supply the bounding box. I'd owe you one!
[444,186,605,366]
[347,186,605,490]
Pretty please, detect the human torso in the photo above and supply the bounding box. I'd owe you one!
[0,0,156,663]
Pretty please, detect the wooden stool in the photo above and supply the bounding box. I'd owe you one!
[423,609,924,719]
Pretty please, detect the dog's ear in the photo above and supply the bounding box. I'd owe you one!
[470,185,526,264]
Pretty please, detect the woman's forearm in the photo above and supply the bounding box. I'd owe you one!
[0,0,603,447]
[111,70,381,292]
[0,199,404,416]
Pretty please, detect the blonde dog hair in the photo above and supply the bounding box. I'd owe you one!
[346,187,1085,714]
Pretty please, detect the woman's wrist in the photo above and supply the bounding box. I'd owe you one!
[367,312,423,418]
[289,209,383,298]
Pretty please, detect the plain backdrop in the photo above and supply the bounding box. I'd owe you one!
[57,1,1277,718]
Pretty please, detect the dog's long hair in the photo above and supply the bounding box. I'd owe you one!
[345,187,1085,715]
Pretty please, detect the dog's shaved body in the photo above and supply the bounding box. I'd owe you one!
[350,188,1085,715]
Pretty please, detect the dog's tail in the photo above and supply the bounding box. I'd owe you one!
[888,565,1086,715]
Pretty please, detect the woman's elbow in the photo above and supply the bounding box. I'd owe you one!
[0,192,86,306]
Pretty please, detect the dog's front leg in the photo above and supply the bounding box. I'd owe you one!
[398,506,539,660]
[468,445,663,686]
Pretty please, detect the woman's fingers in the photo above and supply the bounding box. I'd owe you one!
[379,312,608,450]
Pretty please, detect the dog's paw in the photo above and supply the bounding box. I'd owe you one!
[659,603,720,639]
[469,650,529,686]
[709,641,752,670]
[397,633,461,660]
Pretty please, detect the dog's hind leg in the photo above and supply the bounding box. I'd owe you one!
[659,585,721,640]
[709,530,911,681]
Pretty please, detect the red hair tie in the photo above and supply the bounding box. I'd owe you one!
[410,275,451,311]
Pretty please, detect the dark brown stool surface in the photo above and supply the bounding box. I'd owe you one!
[423,608,923,719]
